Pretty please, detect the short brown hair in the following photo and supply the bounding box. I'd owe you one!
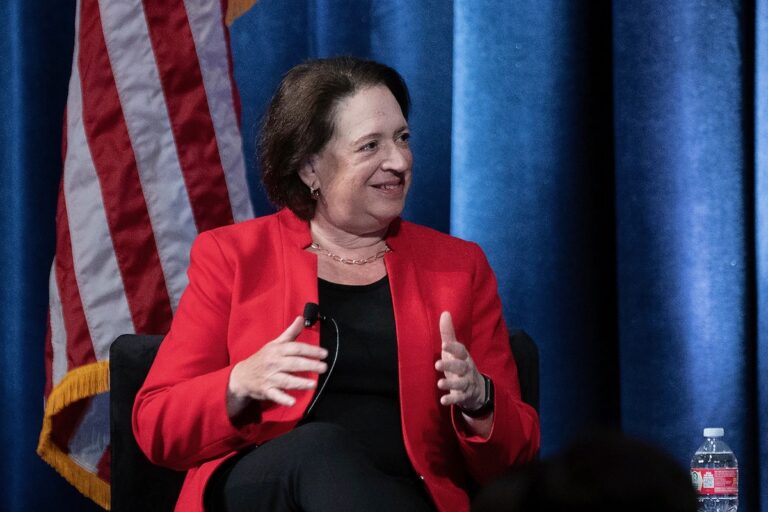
[259,57,411,220]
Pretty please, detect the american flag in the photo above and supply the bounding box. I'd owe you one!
[37,0,256,507]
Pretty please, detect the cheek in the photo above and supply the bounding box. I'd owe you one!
[324,174,368,206]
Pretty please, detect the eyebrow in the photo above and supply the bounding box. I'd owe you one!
[349,125,409,147]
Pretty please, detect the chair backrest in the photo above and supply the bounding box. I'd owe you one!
[109,330,539,511]
[110,334,184,512]
[508,329,539,413]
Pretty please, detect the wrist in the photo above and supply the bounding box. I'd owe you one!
[459,374,494,418]
[227,363,247,399]
[226,364,253,418]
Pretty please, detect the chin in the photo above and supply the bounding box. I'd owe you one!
[372,206,405,226]
[349,206,403,234]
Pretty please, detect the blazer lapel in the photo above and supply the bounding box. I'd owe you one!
[275,209,319,422]
[385,221,444,475]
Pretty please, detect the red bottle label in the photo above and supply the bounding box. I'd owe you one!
[691,468,738,495]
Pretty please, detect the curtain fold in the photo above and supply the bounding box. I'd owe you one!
[369,0,454,233]
[612,2,756,507]
[452,0,620,449]
[755,0,768,507]
[0,1,101,510]
[1,0,765,510]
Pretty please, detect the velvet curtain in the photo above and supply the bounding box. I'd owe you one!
[1,1,765,510]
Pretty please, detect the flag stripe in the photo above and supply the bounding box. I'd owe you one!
[68,394,110,474]
[96,443,111,482]
[54,6,96,372]
[45,312,54,398]
[80,0,173,334]
[220,0,242,128]
[55,180,97,370]
[65,18,135,358]
[184,0,254,223]
[51,398,93,453]
[49,265,69,388]
[142,0,235,231]
[98,0,198,310]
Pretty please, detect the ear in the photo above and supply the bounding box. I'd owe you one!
[298,157,317,189]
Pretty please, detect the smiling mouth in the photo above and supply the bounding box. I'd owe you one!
[372,175,405,190]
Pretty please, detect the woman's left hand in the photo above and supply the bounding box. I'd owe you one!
[435,311,486,411]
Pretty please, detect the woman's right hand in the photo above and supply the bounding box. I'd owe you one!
[227,316,328,417]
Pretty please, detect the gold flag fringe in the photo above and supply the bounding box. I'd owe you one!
[37,361,111,510]
[225,0,258,25]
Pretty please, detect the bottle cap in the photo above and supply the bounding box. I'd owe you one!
[703,427,724,437]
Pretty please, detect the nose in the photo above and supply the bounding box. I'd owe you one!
[382,143,412,172]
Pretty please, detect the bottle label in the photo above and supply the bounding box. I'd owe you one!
[691,468,738,495]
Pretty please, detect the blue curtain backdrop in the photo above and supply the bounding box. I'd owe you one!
[1,1,765,510]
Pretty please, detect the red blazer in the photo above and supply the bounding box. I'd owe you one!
[133,208,540,512]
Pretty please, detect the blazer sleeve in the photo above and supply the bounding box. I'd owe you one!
[450,243,540,483]
[132,231,261,471]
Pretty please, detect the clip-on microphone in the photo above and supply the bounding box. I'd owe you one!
[303,302,324,327]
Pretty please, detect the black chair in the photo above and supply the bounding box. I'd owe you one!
[508,329,539,414]
[110,335,185,512]
[109,330,539,511]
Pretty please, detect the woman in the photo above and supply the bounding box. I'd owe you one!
[133,57,540,512]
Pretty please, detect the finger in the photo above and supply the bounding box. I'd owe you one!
[275,316,305,343]
[441,340,469,360]
[278,356,328,374]
[435,359,468,375]
[272,373,317,391]
[263,387,296,406]
[438,376,471,392]
[439,311,457,344]
[439,393,463,406]
[278,342,328,360]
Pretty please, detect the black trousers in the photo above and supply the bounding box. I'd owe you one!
[205,422,436,512]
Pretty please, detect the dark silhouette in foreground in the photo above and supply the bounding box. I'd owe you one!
[473,430,697,512]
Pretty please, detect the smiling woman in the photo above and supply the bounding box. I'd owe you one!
[131,57,540,512]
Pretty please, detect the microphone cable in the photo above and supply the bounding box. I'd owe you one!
[304,316,339,417]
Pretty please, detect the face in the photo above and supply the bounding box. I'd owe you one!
[300,85,412,235]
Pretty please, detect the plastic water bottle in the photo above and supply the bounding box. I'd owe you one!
[690,428,738,511]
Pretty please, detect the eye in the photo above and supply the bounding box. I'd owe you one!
[397,132,411,144]
[359,140,378,152]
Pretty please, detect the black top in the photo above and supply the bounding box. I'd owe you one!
[301,275,417,480]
